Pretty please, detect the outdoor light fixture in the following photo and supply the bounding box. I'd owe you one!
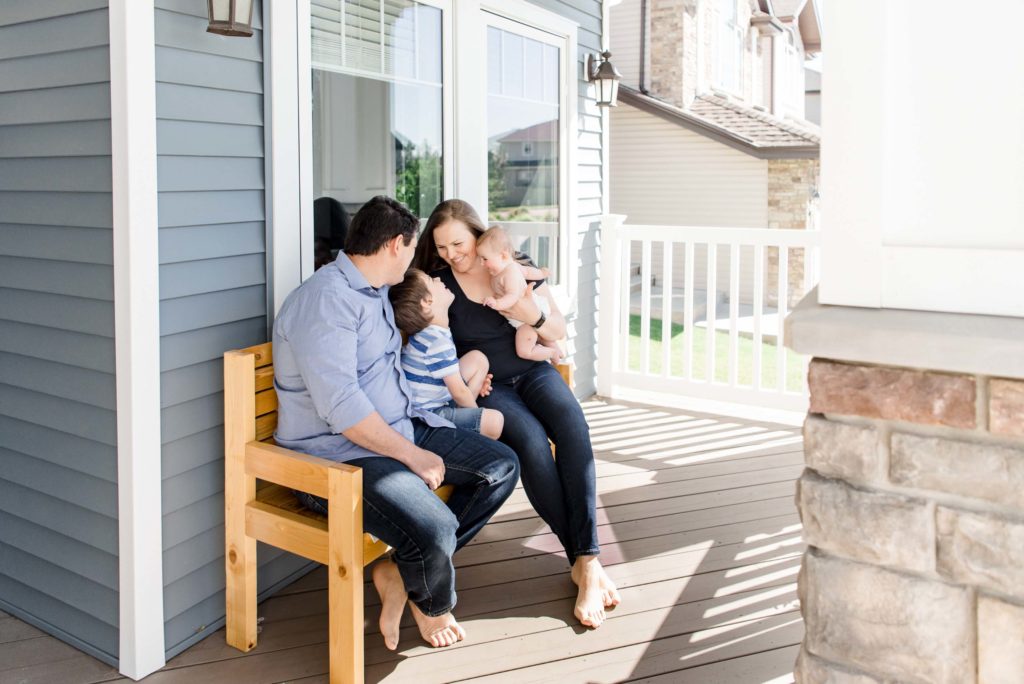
[587,51,622,107]
[207,0,254,37]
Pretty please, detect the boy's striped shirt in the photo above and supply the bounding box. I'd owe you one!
[401,325,459,410]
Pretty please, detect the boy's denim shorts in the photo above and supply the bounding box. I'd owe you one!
[431,400,483,433]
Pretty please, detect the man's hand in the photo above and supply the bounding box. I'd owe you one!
[405,448,446,490]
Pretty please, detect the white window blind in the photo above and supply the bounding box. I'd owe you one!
[311,0,441,85]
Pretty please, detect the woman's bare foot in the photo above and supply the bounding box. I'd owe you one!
[571,556,619,627]
[371,560,406,650]
[408,601,466,648]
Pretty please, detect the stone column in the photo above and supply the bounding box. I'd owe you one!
[648,0,698,108]
[787,298,1024,683]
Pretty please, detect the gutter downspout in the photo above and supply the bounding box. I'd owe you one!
[639,0,649,94]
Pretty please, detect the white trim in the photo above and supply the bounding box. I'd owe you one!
[108,0,165,678]
[266,0,309,315]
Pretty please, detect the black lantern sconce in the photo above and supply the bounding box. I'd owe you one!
[207,0,254,37]
[586,51,622,107]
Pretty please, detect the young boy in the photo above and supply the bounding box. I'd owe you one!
[389,268,504,440]
[476,226,562,363]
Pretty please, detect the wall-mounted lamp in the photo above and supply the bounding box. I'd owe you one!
[587,51,622,107]
[207,0,254,37]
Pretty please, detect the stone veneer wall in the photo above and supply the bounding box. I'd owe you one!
[649,0,698,108]
[795,359,1024,683]
[766,157,818,308]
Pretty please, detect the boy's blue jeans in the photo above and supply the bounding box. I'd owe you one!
[295,420,519,616]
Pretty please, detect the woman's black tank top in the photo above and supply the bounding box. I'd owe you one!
[434,267,545,382]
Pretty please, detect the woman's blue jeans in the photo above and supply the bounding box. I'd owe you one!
[480,362,600,564]
[295,420,519,616]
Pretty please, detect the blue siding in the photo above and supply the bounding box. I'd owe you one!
[0,0,120,665]
[153,0,313,659]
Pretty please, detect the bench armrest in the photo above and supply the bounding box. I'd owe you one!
[245,441,359,499]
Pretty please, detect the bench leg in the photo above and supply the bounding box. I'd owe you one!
[225,465,257,651]
[328,467,364,684]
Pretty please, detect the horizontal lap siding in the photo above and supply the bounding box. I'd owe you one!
[611,103,768,300]
[153,0,311,659]
[528,0,604,397]
[0,1,120,665]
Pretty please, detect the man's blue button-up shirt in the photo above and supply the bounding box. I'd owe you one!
[271,252,452,462]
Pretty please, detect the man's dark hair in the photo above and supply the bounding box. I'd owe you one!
[344,195,419,256]
[388,269,433,336]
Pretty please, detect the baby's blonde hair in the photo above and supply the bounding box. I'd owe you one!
[476,225,513,254]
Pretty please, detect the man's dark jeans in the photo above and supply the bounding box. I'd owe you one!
[295,420,519,616]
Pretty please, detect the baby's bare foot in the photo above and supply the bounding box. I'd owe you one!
[371,560,406,650]
[408,601,466,648]
[571,556,608,628]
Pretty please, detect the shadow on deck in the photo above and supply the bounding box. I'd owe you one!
[0,397,806,684]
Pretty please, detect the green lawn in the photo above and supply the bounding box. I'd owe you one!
[626,315,806,392]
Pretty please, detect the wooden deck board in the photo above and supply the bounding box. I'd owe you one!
[1,398,806,683]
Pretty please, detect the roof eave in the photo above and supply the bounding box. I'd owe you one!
[618,87,819,160]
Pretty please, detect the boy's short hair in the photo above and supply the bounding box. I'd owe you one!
[388,268,433,336]
[344,195,419,256]
[476,225,513,254]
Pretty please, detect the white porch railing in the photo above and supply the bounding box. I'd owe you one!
[597,215,821,412]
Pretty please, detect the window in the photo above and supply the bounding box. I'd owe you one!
[310,0,445,267]
[713,0,743,94]
[485,16,565,282]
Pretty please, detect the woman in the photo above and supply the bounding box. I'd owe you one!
[414,199,621,628]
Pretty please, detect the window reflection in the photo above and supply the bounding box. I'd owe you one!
[487,25,560,282]
[311,0,443,268]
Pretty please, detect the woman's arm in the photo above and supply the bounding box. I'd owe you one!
[499,283,566,342]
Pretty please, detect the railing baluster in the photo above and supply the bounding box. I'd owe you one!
[777,246,789,393]
[753,244,764,391]
[706,243,717,383]
[661,240,673,378]
[684,240,694,381]
[640,240,652,375]
[620,236,631,372]
[729,242,740,387]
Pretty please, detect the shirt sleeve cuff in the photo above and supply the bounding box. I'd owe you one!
[326,393,376,434]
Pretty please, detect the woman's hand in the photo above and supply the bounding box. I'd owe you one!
[499,282,541,325]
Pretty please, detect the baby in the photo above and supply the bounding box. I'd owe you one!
[476,226,562,363]
[388,268,504,440]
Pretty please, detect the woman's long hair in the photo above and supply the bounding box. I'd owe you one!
[413,199,487,273]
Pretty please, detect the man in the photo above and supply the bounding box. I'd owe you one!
[272,196,519,649]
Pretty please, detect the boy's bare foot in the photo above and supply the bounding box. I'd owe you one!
[408,601,466,648]
[571,556,618,627]
[371,560,406,650]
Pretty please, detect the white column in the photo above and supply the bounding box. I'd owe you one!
[820,0,1024,317]
[109,0,165,678]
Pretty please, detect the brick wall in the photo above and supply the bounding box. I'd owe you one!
[795,359,1024,683]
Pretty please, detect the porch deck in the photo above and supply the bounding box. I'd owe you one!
[1,398,806,684]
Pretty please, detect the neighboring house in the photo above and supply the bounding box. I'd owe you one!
[0,0,609,678]
[608,0,822,304]
[804,64,821,124]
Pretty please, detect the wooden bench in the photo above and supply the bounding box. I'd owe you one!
[223,341,570,684]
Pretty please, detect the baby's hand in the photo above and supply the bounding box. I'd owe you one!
[483,297,497,309]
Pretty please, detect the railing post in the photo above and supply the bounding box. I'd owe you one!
[597,214,626,396]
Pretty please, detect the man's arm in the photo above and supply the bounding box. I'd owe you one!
[286,290,445,488]
[342,413,445,489]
